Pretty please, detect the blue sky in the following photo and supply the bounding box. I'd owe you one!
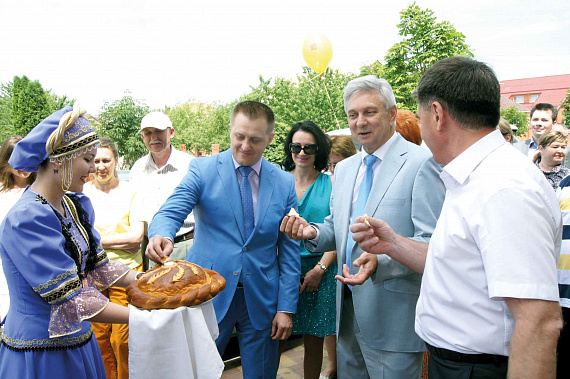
[1,0,568,114]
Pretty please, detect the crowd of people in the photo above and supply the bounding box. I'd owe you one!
[0,55,569,379]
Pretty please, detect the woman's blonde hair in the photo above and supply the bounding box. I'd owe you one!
[533,131,567,163]
[497,118,515,144]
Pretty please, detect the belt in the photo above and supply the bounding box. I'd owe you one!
[173,230,194,244]
[426,343,508,364]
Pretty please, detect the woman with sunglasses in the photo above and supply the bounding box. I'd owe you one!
[280,121,336,379]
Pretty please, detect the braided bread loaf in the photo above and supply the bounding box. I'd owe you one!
[127,260,226,310]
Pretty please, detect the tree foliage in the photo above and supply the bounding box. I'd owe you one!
[96,92,150,168]
[166,101,233,156]
[383,2,473,111]
[0,82,15,142]
[500,106,529,136]
[11,76,51,136]
[244,67,354,162]
[561,89,570,127]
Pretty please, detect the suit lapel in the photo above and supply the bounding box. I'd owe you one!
[251,159,275,241]
[217,150,246,241]
[365,135,407,216]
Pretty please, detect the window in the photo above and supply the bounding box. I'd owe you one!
[513,95,524,103]
[529,94,539,103]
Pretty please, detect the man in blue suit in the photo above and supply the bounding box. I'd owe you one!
[147,101,300,378]
[282,76,445,378]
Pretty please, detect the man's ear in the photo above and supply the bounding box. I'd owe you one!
[169,127,175,138]
[267,133,275,146]
[432,101,446,132]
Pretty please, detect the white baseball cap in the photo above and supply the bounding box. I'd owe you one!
[139,112,172,133]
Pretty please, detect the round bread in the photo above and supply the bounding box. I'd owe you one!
[127,260,226,310]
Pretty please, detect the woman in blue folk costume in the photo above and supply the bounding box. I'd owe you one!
[0,104,140,378]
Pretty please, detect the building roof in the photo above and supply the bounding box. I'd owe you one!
[500,96,529,112]
[500,74,570,108]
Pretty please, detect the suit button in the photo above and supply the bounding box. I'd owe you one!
[242,247,248,252]
[233,271,239,276]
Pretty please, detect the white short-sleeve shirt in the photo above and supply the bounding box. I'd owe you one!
[129,146,194,236]
[415,130,561,356]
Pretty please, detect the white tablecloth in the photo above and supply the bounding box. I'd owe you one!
[128,302,224,379]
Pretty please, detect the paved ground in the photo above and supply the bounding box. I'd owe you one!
[221,338,332,379]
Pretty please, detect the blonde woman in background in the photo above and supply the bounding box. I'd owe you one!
[533,131,570,190]
[328,135,359,174]
[497,118,516,144]
[0,136,36,319]
[83,137,145,379]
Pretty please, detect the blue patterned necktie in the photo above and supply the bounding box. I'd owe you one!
[346,154,378,275]
[238,166,254,240]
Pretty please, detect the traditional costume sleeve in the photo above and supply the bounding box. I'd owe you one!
[3,198,109,338]
[73,193,131,291]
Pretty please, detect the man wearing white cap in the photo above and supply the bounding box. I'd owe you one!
[129,112,194,261]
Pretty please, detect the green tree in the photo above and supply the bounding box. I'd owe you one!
[11,76,51,136]
[560,89,570,127]
[0,82,15,142]
[46,90,75,111]
[360,61,384,78]
[245,67,355,163]
[97,92,149,168]
[166,101,233,155]
[500,106,529,136]
[383,3,473,111]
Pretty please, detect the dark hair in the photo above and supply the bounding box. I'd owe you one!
[282,121,331,172]
[413,56,500,130]
[0,136,37,192]
[231,101,275,133]
[530,103,558,121]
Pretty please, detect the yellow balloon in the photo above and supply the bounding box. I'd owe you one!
[302,34,333,74]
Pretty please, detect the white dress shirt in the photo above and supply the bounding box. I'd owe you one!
[415,130,561,356]
[129,146,194,236]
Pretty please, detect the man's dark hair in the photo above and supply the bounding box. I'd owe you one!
[282,120,331,172]
[530,103,558,121]
[412,56,500,130]
[231,101,275,133]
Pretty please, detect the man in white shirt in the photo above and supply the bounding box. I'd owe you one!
[129,111,194,262]
[349,57,563,378]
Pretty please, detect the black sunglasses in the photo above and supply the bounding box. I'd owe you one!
[290,143,318,155]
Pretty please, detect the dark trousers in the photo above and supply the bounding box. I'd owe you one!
[427,345,507,379]
[558,307,570,378]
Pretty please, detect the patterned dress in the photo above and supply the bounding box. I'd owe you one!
[292,173,336,337]
[0,189,129,379]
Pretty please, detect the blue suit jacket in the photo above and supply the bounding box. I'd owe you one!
[148,149,300,330]
[307,133,445,352]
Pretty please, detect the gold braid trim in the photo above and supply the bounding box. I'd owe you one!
[32,267,77,292]
[1,326,93,350]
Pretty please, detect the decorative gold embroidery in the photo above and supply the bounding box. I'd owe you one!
[40,276,82,304]
[32,267,77,292]
[0,326,92,348]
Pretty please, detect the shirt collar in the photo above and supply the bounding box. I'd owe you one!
[232,156,262,176]
[361,131,398,163]
[145,145,175,171]
[441,129,505,188]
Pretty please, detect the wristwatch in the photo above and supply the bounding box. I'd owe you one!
[317,261,327,272]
